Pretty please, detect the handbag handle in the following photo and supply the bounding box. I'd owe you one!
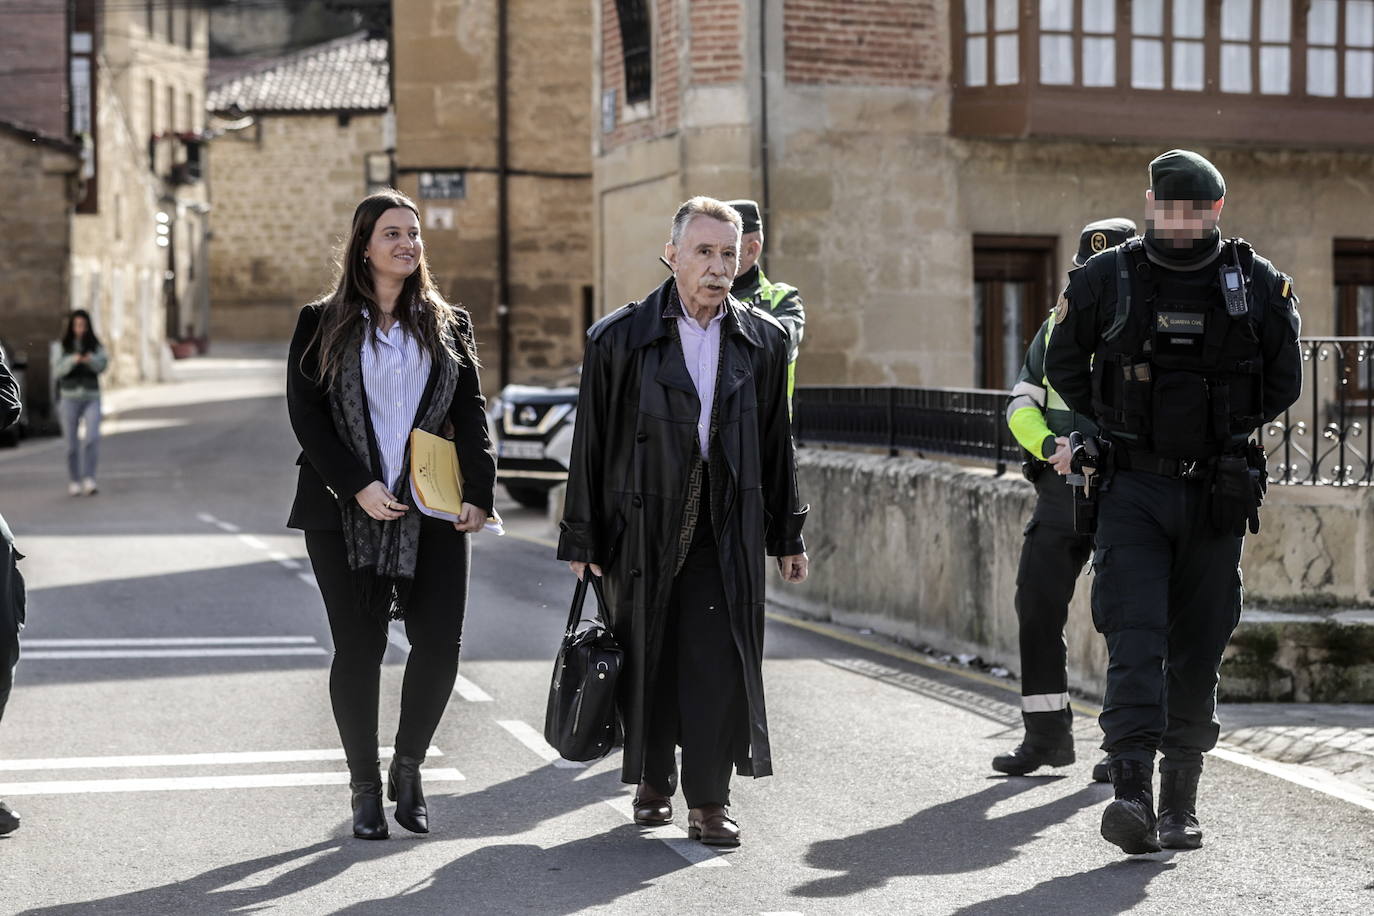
[564,573,610,635]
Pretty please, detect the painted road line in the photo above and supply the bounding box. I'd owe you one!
[385,624,493,702]
[238,534,269,551]
[0,746,443,773]
[600,795,729,868]
[297,572,320,590]
[495,720,585,770]
[0,768,466,797]
[24,648,328,660]
[267,551,302,570]
[23,637,318,648]
[1211,744,1374,814]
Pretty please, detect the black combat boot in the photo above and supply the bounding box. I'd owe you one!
[1091,755,1111,783]
[1157,767,1203,849]
[992,742,1075,776]
[1101,758,1161,854]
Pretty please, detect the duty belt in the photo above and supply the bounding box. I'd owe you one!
[1116,449,1210,480]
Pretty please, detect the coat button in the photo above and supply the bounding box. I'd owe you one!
[636,432,648,443]
[632,496,643,508]
[630,568,642,578]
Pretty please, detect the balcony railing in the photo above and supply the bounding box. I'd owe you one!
[795,337,1374,487]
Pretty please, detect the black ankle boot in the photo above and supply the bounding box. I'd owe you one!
[1157,767,1203,849]
[0,799,20,836]
[1101,758,1160,854]
[991,742,1075,776]
[388,755,429,834]
[350,781,389,840]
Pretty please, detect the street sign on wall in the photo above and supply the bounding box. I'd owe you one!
[418,171,466,200]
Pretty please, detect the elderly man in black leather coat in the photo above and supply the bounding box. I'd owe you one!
[558,196,809,848]
[0,347,25,835]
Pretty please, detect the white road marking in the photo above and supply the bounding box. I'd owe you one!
[1212,744,1374,813]
[196,511,240,533]
[385,623,493,702]
[0,768,465,797]
[495,720,585,770]
[297,572,320,590]
[24,648,327,659]
[0,746,442,772]
[23,637,318,648]
[238,534,269,551]
[267,551,302,570]
[601,795,730,868]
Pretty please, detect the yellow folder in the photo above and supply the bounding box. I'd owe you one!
[409,428,464,521]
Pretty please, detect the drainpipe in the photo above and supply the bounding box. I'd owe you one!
[496,0,512,389]
[758,0,771,271]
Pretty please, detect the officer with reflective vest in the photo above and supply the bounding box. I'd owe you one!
[1046,150,1302,855]
[993,218,1135,784]
[727,200,805,406]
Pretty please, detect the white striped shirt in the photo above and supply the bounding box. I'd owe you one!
[360,313,432,491]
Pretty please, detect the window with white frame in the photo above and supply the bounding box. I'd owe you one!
[1309,0,1374,98]
[965,0,1021,87]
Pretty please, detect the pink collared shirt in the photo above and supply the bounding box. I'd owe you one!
[676,305,725,459]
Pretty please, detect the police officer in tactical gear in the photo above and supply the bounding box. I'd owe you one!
[993,217,1136,783]
[727,200,805,407]
[1046,150,1302,855]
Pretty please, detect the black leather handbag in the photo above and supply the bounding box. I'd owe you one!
[543,574,623,762]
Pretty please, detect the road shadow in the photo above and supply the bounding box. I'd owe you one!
[949,857,1178,915]
[792,778,1107,898]
[332,825,691,916]
[16,837,407,915]
[427,764,625,839]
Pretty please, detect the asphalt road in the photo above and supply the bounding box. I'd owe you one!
[0,351,1371,915]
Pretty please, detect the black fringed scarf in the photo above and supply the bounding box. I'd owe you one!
[328,322,459,619]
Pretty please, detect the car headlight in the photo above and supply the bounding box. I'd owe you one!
[544,408,576,468]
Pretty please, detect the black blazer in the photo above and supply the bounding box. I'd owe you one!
[285,304,497,531]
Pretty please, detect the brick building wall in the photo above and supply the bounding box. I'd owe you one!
[207,113,387,341]
[599,0,681,151]
[394,0,594,382]
[783,0,945,86]
[0,0,68,139]
[689,0,745,85]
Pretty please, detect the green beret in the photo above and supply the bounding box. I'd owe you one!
[726,199,762,234]
[1149,149,1225,202]
[1075,217,1137,267]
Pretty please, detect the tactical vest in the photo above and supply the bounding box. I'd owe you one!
[1091,237,1265,459]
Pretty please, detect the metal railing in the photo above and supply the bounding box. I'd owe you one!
[793,385,1020,475]
[794,337,1374,487]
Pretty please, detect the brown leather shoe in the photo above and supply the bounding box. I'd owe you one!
[632,783,672,826]
[687,804,740,847]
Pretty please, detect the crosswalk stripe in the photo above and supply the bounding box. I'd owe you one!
[23,637,318,647]
[495,720,585,769]
[23,648,327,659]
[0,746,442,772]
[0,768,466,797]
[600,795,730,868]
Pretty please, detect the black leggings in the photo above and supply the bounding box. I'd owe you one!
[305,515,470,781]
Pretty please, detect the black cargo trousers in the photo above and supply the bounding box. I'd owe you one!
[0,513,23,723]
[1090,469,1243,772]
[1015,471,1094,747]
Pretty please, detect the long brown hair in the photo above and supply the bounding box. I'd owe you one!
[309,189,477,388]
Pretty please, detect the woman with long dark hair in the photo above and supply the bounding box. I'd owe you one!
[56,310,108,496]
[286,189,495,840]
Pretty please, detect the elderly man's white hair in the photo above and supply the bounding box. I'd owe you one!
[670,196,744,246]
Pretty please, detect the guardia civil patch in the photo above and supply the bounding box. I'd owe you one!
[1053,295,1069,324]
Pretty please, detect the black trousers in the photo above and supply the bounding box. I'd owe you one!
[0,513,23,725]
[1091,469,1244,772]
[1015,473,1094,747]
[641,521,748,809]
[305,514,470,782]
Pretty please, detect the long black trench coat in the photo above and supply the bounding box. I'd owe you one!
[557,278,807,784]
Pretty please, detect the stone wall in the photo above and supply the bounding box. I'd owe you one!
[778,448,1374,699]
[207,112,387,340]
[394,0,594,384]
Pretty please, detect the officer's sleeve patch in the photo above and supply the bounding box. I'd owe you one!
[1052,295,1069,325]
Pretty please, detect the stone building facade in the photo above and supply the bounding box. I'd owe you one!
[0,0,210,402]
[207,34,389,340]
[595,0,1374,391]
[392,0,594,386]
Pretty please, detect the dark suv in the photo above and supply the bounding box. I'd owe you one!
[487,367,579,508]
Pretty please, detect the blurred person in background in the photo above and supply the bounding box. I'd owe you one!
[56,310,108,496]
